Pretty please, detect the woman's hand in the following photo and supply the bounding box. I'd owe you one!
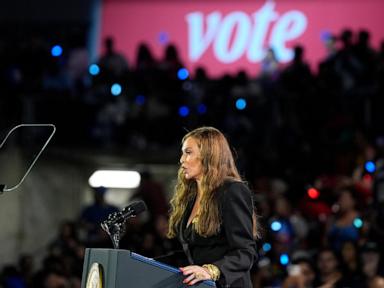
[180,265,212,286]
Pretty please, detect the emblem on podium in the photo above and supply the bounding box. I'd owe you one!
[86,262,103,288]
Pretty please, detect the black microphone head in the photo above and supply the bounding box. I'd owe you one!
[124,200,147,216]
[101,201,147,234]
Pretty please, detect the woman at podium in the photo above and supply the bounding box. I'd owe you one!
[168,126,258,287]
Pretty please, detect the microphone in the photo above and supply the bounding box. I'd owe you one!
[101,200,147,249]
[121,200,147,219]
[101,200,147,227]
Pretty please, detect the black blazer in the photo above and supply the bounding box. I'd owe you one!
[177,180,257,288]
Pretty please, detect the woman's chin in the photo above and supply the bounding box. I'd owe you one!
[184,174,196,181]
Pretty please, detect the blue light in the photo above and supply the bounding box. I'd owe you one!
[197,104,207,114]
[51,45,63,57]
[271,221,282,232]
[235,98,247,110]
[177,68,189,80]
[89,64,100,76]
[135,95,146,105]
[280,254,289,266]
[179,106,189,117]
[158,32,169,45]
[320,30,332,42]
[111,83,122,96]
[365,161,376,173]
[262,243,272,252]
[353,217,363,229]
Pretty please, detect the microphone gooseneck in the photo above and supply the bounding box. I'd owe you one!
[100,200,147,249]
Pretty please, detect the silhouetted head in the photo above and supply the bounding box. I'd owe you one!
[293,45,304,62]
[93,186,107,204]
[380,41,384,55]
[357,30,370,46]
[340,29,353,47]
[104,36,115,53]
[195,67,207,81]
[165,44,179,61]
[137,43,154,64]
[140,170,153,181]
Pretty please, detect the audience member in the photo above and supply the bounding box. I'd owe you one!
[313,248,344,287]
[326,187,360,250]
[79,186,119,247]
[98,36,129,79]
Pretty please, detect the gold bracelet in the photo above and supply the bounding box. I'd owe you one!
[202,264,220,281]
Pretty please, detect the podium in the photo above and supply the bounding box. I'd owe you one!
[81,248,216,288]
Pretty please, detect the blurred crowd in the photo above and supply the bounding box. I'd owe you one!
[1,26,384,287]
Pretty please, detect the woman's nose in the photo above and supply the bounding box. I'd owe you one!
[179,155,184,164]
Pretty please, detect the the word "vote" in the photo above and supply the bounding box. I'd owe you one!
[186,1,308,64]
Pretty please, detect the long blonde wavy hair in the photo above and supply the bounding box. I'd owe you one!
[168,127,242,238]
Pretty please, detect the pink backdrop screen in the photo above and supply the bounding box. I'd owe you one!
[100,0,384,77]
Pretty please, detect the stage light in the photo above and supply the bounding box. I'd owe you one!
[89,170,141,189]
[135,95,146,105]
[353,217,363,229]
[365,161,376,173]
[235,98,247,110]
[280,254,289,266]
[307,187,320,199]
[271,221,282,232]
[51,45,63,57]
[89,64,100,76]
[111,83,122,96]
[177,68,189,80]
[262,243,272,252]
[179,106,189,117]
[158,31,169,45]
[320,30,332,42]
[197,103,207,114]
